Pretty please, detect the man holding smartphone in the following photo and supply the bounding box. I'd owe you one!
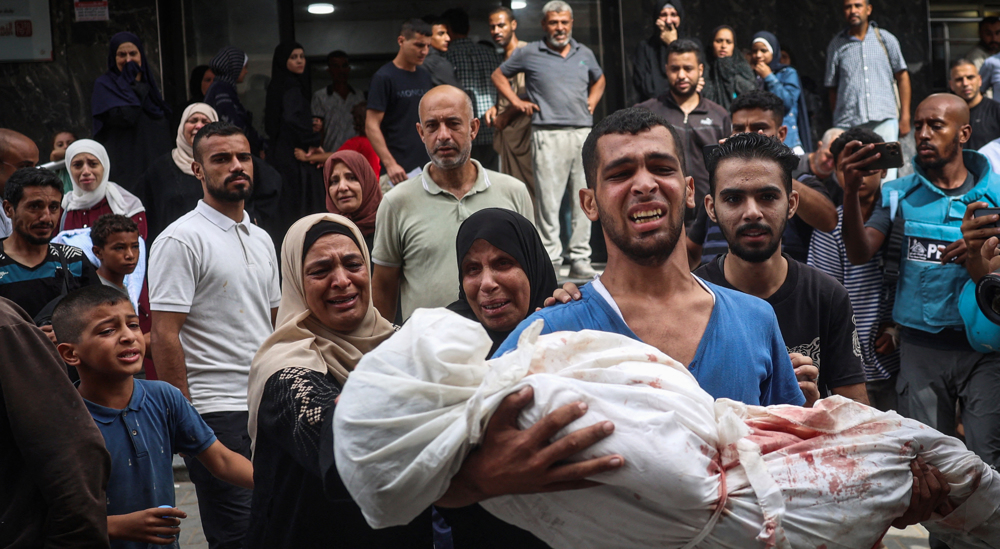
[840,95,1000,514]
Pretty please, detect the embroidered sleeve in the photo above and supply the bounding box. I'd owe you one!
[258,367,340,477]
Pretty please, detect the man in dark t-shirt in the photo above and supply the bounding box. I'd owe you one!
[0,168,99,338]
[687,90,838,266]
[366,19,434,189]
[951,58,1000,150]
[693,133,868,403]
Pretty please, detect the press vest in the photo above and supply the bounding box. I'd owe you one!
[885,150,1000,334]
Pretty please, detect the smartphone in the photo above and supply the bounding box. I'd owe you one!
[974,207,1000,229]
[864,142,904,171]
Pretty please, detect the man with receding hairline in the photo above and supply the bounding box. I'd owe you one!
[0,129,40,239]
[371,85,532,323]
[949,58,1000,150]
[840,94,1000,490]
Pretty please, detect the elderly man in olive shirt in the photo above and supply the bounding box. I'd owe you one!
[0,297,111,547]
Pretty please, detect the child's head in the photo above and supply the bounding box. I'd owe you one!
[50,130,77,162]
[312,116,324,134]
[92,214,140,276]
[830,126,886,200]
[53,285,144,377]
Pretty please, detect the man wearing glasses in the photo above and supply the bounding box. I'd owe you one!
[0,129,40,239]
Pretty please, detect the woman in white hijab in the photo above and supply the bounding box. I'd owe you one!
[245,213,432,548]
[139,102,217,241]
[61,139,147,238]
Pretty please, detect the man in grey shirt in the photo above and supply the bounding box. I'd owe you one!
[492,0,605,278]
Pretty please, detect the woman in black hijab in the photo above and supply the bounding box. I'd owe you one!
[205,46,264,155]
[447,208,558,358]
[631,1,703,102]
[441,208,556,548]
[91,31,172,196]
[189,65,213,103]
[265,41,324,243]
[702,25,757,111]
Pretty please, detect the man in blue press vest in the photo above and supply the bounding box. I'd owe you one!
[840,94,1000,478]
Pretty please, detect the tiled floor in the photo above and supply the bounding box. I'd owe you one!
[174,478,930,549]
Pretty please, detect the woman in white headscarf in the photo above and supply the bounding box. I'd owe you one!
[139,102,217,240]
[61,139,147,238]
[245,213,431,548]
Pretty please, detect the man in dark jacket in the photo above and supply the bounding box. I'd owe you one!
[0,296,111,547]
[636,39,730,218]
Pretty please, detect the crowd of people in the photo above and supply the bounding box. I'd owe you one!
[3,0,1000,547]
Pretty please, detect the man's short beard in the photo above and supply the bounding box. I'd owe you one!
[545,31,571,48]
[207,173,254,202]
[596,198,683,267]
[14,226,51,246]
[670,82,697,99]
[430,142,472,170]
[719,219,786,264]
[915,136,961,171]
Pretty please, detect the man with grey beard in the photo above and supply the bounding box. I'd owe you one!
[492,0,606,278]
[371,85,532,323]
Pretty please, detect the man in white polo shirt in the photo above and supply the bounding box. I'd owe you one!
[371,85,532,322]
[149,122,280,549]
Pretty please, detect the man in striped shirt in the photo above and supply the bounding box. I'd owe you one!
[808,126,900,412]
[825,0,910,179]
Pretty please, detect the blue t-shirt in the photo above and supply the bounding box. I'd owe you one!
[84,379,216,548]
[495,279,805,407]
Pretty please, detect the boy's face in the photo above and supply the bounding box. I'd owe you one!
[835,150,884,199]
[58,301,144,377]
[94,231,140,275]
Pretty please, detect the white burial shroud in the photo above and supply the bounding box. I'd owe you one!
[333,308,1000,549]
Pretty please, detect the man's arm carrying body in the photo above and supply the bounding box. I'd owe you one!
[437,386,622,507]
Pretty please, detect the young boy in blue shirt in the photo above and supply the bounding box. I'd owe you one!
[52,285,254,548]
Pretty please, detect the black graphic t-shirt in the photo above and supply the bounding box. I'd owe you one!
[367,63,434,174]
[696,254,867,397]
